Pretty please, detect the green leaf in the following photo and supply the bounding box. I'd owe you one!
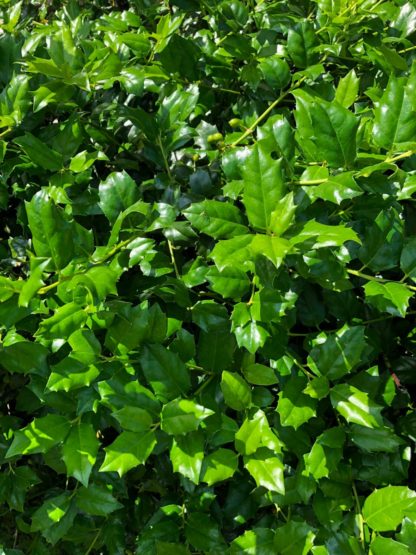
[401,237,416,280]
[259,56,291,89]
[244,447,285,494]
[362,486,416,531]
[242,142,286,230]
[161,398,214,435]
[6,415,71,458]
[183,200,247,239]
[348,424,406,452]
[305,172,362,205]
[370,536,411,555]
[243,363,278,386]
[0,340,48,374]
[359,209,403,272]
[112,406,153,432]
[303,427,345,480]
[235,409,281,455]
[250,235,291,268]
[62,423,99,486]
[31,492,71,532]
[230,528,275,555]
[294,90,359,168]
[141,344,191,402]
[287,20,319,68]
[269,192,297,236]
[373,66,416,150]
[307,325,366,380]
[330,384,384,428]
[26,191,92,270]
[99,430,156,476]
[68,329,101,364]
[185,512,226,552]
[398,517,416,552]
[170,431,204,484]
[364,281,413,318]
[200,448,239,485]
[38,302,88,340]
[221,371,252,411]
[290,220,360,249]
[99,171,140,224]
[335,69,359,108]
[303,376,330,400]
[46,359,99,392]
[15,132,62,171]
[274,521,316,555]
[76,484,122,516]
[209,234,254,271]
[206,265,250,299]
[277,376,317,429]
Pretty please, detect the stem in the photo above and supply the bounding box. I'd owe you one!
[37,237,138,295]
[167,239,180,278]
[385,150,415,164]
[229,76,306,148]
[158,135,172,179]
[194,374,215,396]
[0,127,12,138]
[347,269,416,292]
[295,178,328,185]
[246,279,256,306]
[84,528,102,555]
[352,481,365,546]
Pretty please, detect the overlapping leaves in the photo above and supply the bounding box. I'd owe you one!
[1,0,416,553]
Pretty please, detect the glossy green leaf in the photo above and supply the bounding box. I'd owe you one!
[15,132,62,171]
[206,265,250,299]
[243,363,278,386]
[230,528,275,555]
[76,484,122,516]
[330,384,384,428]
[348,424,405,452]
[250,234,291,268]
[335,70,359,108]
[25,191,92,270]
[99,171,140,224]
[170,431,204,484]
[112,406,153,432]
[7,415,71,457]
[0,340,48,374]
[185,512,226,552]
[141,344,191,402]
[200,448,239,485]
[244,447,285,494]
[370,536,411,555]
[161,398,214,435]
[183,200,247,239]
[277,376,317,429]
[235,409,281,455]
[364,281,413,318]
[303,427,345,480]
[209,234,254,271]
[99,430,156,477]
[274,521,316,555]
[362,486,416,531]
[62,423,99,486]
[242,142,286,230]
[373,66,416,150]
[221,371,252,411]
[294,90,358,168]
[307,325,366,380]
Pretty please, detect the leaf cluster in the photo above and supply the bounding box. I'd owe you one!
[1,0,416,553]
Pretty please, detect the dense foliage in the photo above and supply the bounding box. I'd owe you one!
[1,0,416,552]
